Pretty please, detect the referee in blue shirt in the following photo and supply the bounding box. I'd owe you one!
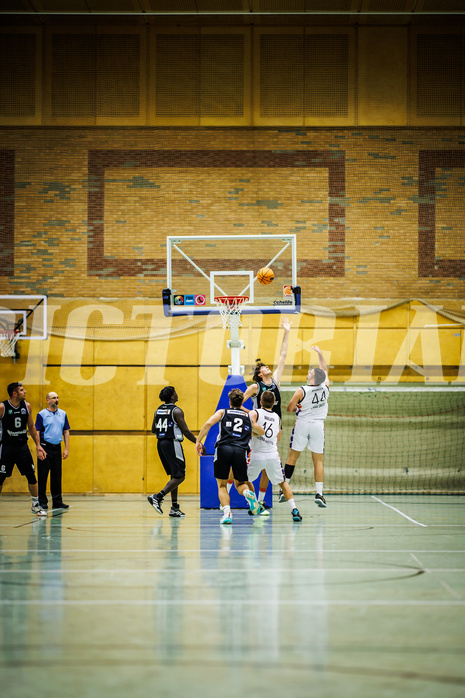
[35,391,70,510]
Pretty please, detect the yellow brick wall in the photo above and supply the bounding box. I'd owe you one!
[1,127,464,299]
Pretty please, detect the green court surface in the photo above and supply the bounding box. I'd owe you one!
[0,494,464,698]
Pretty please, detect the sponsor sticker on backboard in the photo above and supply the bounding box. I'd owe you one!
[283,285,293,298]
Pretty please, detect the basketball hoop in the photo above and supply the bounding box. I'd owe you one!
[0,331,19,358]
[214,296,249,330]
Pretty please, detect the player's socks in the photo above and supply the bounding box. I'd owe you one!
[287,498,296,511]
[258,488,267,503]
[31,497,39,505]
[315,482,323,496]
[226,480,234,494]
[223,505,231,518]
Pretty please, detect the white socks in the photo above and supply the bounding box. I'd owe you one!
[287,498,296,511]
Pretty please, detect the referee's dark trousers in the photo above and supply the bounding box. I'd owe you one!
[38,442,63,508]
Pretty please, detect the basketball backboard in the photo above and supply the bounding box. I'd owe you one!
[0,295,47,340]
[162,234,300,317]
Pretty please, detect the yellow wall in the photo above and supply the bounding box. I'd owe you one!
[0,299,463,495]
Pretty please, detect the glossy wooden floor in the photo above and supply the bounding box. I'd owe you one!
[1,494,464,698]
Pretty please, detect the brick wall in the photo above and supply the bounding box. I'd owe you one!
[1,126,464,301]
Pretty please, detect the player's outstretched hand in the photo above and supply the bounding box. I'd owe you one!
[280,316,293,332]
[311,345,322,354]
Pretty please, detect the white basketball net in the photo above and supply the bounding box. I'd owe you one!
[214,296,249,330]
[0,332,19,358]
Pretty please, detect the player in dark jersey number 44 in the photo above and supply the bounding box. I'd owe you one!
[148,386,205,518]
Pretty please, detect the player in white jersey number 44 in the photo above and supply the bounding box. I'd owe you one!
[282,346,330,508]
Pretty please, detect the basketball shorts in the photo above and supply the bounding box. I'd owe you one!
[214,444,248,482]
[157,439,186,480]
[248,452,285,486]
[0,443,37,485]
[289,419,325,454]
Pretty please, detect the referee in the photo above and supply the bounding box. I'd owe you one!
[35,391,70,511]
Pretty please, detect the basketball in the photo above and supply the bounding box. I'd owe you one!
[257,267,274,285]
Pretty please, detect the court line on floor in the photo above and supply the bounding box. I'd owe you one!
[0,599,464,606]
[1,548,464,553]
[372,496,427,527]
[1,567,463,573]
[0,520,465,536]
[410,552,463,600]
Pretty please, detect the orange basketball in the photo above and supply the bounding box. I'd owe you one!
[257,267,274,285]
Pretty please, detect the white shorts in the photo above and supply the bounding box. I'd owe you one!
[290,419,325,454]
[248,452,285,486]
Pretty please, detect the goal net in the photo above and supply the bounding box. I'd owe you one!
[280,385,465,494]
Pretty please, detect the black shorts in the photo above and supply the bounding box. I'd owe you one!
[157,439,186,480]
[0,442,37,485]
[214,444,248,482]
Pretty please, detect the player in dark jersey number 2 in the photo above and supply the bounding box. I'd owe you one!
[196,388,265,525]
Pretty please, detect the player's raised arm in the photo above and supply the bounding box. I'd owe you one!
[311,345,330,386]
[287,387,304,413]
[273,316,293,386]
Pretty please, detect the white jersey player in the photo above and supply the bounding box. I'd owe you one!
[284,345,330,508]
[249,390,302,522]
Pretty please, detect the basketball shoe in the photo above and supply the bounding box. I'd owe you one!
[169,503,185,518]
[31,502,47,517]
[147,494,163,514]
[244,489,261,515]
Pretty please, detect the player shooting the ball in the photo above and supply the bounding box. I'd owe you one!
[241,316,293,507]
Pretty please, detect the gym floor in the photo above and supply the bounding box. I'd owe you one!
[1,494,464,698]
